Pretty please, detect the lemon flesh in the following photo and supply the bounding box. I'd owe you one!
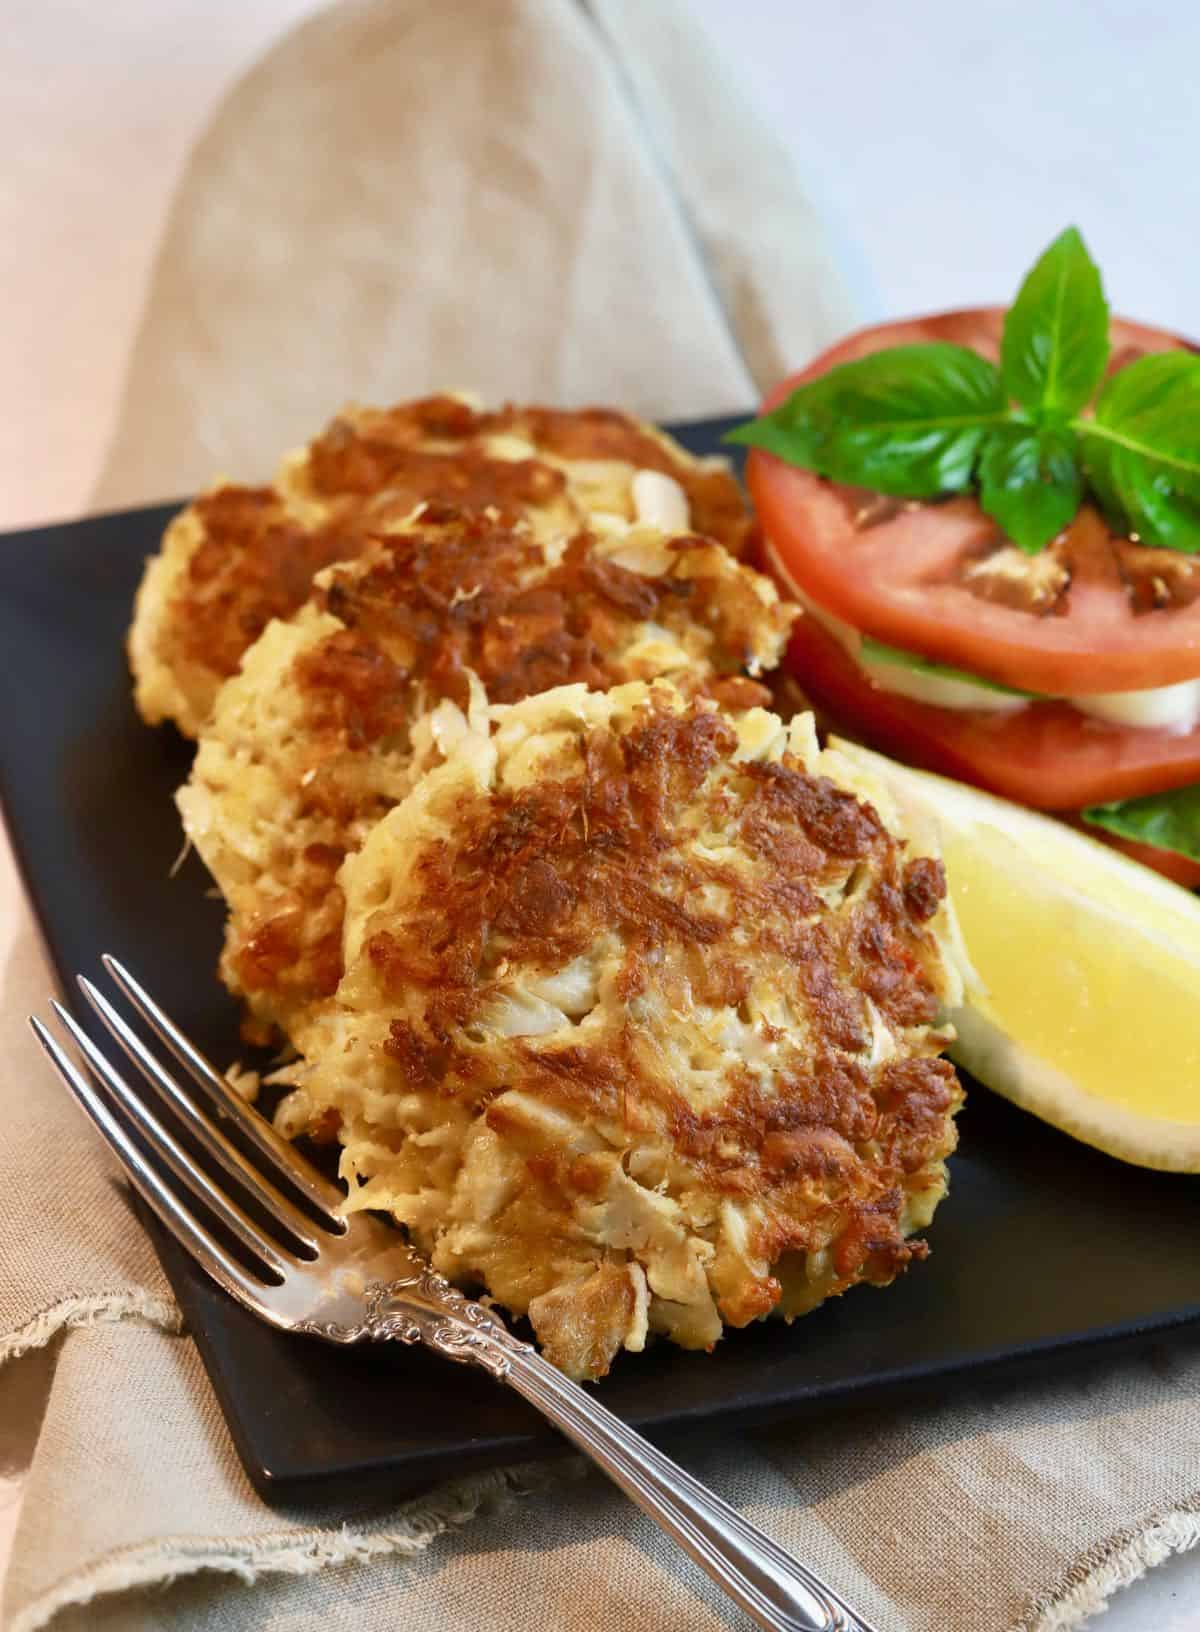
[830,739,1200,1172]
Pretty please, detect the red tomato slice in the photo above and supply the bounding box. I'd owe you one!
[786,611,1200,809]
[749,309,1200,694]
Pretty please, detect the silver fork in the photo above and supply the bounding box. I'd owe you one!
[31,956,878,1632]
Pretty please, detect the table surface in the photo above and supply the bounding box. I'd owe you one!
[3,3,1198,1625]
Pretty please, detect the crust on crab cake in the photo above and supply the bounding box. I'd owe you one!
[129,395,752,737]
[176,506,794,1042]
[273,680,965,1380]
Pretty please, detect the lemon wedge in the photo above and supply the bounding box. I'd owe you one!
[830,738,1200,1172]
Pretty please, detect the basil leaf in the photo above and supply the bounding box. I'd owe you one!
[727,343,1007,497]
[1000,226,1109,418]
[1079,352,1200,551]
[978,423,1083,553]
[1082,784,1200,865]
[859,635,1035,697]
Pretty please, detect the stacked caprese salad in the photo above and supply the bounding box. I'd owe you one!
[734,229,1200,886]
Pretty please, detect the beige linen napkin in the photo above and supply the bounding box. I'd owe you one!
[90,0,854,508]
[3,2,1199,1628]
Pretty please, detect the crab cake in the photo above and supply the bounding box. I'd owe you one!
[176,506,793,1041]
[129,396,751,737]
[273,681,964,1381]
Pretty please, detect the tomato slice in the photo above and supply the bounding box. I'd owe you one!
[749,309,1200,694]
[786,611,1200,809]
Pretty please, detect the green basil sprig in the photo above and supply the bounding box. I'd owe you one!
[1000,223,1109,417]
[1082,784,1200,865]
[729,227,1200,554]
[1082,353,1200,552]
[731,343,1008,497]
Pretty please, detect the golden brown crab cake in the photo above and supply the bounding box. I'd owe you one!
[274,681,965,1381]
[129,395,751,737]
[176,506,794,1042]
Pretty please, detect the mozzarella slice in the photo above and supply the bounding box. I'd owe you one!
[1073,680,1200,734]
[866,651,1200,731]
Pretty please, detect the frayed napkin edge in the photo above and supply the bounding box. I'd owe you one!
[0,1290,183,1365]
[6,1461,562,1632]
[1020,1497,1200,1631]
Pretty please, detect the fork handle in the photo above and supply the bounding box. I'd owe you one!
[503,1346,876,1632]
[336,1273,874,1629]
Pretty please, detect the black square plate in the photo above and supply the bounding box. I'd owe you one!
[4,417,1199,1509]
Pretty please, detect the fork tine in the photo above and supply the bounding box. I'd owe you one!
[50,1002,300,1281]
[30,1016,279,1320]
[100,954,344,1218]
[78,976,325,1253]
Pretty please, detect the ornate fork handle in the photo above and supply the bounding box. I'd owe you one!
[308,1273,877,1632]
